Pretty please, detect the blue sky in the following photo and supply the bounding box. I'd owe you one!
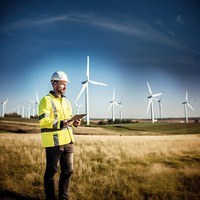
[0,0,200,119]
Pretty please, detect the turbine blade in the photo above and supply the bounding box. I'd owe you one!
[36,91,39,103]
[112,89,115,101]
[28,98,35,104]
[146,98,153,113]
[107,103,112,112]
[153,93,162,98]
[185,90,188,101]
[2,98,9,104]
[114,102,121,107]
[86,56,89,80]
[154,98,159,102]
[89,80,107,86]
[147,82,153,95]
[76,83,87,102]
[187,102,194,111]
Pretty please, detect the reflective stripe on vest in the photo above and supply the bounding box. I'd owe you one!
[47,94,58,129]
[41,127,74,147]
[41,95,74,147]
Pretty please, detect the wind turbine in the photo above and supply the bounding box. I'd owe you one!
[76,56,107,125]
[16,105,21,116]
[146,82,162,123]
[182,90,194,123]
[108,89,120,122]
[75,103,83,114]
[28,91,39,116]
[27,104,31,119]
[21,105,25,118]
[1,98,9,118]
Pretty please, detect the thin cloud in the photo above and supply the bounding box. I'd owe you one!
[2,13,190,51]
[169,30,176,37]
[33,15,67,25]
[81,15,191,51]
[155,18,164,26]
[176,14,184,24]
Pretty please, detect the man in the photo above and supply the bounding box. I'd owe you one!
[39,71,81,200]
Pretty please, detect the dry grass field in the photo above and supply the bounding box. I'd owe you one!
[0,127,200,199]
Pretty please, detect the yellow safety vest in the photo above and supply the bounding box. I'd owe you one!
[38,92,74,147]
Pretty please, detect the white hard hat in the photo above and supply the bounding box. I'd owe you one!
[50,71,70,82]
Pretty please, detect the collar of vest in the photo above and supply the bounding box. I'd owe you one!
[49,90,66,98]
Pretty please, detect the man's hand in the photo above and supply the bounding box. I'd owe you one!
[73,118,81,127]
[63,120,73,128]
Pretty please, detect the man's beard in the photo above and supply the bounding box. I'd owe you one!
[57,88,66,95]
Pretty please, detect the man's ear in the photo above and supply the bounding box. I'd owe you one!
[52,81,57,87]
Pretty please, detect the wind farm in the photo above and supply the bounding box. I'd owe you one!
[0,56,199,124]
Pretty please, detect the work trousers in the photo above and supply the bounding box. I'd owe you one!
[44,143,74,200]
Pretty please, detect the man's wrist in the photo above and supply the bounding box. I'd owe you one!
[60,120,64,128]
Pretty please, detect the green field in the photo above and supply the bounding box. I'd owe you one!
[1,118,200,135]
[100,122,200,135]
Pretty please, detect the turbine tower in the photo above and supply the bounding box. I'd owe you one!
[76,56,107,125]
[1,98,9,118]
[118,97,123,121]
[20,105,25,118]
[156,95,163,120]
[108,89,120,122]
[146,82,162,123]
[182,90,194,123]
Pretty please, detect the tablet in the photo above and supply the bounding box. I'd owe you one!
[69,113,87,121]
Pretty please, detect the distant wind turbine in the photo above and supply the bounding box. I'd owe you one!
[21,105,25,118]
[17,105,20,116]
[1,98,9,118]
[75,103,82,114]
[76,56,107,125]
[26,106,31,118]
[16,105,22,116]
[108,89,120,122]
[28,91,39,116]
[182,90,194,123]
[146,82,162,123]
